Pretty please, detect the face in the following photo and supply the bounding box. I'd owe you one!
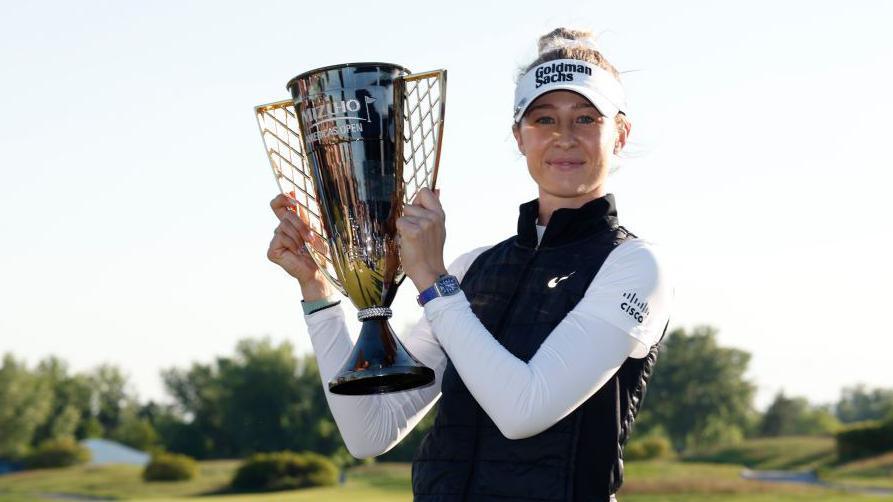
[513,90,627,205]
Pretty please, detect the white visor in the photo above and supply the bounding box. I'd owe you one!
[513,59,626,123]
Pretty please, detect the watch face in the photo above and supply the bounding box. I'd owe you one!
[438,275,460,295]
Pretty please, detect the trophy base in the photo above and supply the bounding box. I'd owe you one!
[329,317,436,395]
[329,365,435,395]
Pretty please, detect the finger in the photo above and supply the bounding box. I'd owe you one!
[402,213,436,233]
[410,187,433,206]
[268,238,311,273]
[415,188,444,216]
[277,219,306,247]
[270,229,301,255]
[284,211,328,254]
[396,216,422,235]
[402,204,439,222]
[405,200,444,225]
[397,215,425,226]
[297,205,313,228]
[268,232,301,262]
[282,210,312,238]
[273,227,302,255]
[268,235,292,262]
[270,193,298,220]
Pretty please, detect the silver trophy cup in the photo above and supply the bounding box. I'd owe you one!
[255,63,446,395]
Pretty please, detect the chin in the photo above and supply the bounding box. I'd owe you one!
[541,181,603,199]
[554,180,593,194]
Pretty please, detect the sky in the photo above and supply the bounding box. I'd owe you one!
[1,0,891,411]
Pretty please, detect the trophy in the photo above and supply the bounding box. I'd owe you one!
[255,63,446,395]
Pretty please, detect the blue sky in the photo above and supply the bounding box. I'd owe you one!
[1,0,891,409]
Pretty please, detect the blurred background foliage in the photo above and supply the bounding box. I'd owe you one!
[2,325,892,470]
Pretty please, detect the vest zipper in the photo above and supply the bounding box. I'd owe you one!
[462,244,540,501]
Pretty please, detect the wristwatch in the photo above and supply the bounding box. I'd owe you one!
[417,274,461,306]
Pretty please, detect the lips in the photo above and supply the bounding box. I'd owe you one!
[546,158,585,170]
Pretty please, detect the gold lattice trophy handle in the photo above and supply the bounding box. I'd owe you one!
[396,70,447,202]
[254,100,345,295]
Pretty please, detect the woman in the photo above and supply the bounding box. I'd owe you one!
[267,28,672,502]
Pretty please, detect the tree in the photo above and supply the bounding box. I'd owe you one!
[111,414,159,451]
[0,354,53,458]
[215,338,310,456]
[87,364,134,435]
[31,357,93,444]
[836,385,893,423]
[760,392,840,436]
[1,354,143,458]
[636,326,756,452]
[160,338,347,459]
[761,392,808,437]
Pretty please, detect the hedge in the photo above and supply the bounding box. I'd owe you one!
[25,438,90,469]
[625,434,674,461]
[231,451,338,492]
[143,452,198,482]
[835,418,893,462]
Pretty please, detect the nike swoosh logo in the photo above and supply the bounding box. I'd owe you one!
[547,272,576,288]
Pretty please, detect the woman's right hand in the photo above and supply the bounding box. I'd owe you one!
[267,194,333,301]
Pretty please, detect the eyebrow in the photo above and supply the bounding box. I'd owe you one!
[526,101,597,113]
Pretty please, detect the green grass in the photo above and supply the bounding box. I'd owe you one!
[622,461,852,496]
[1,457,891,501]
[0,460,238,500]
[621,496,881,502]
[147,463,415,501]
[821,450,893,489]
[681,436,893,491]
[685,436,837,471]
[0,461,412,502]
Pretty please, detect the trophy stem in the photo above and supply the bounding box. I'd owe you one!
[328,308,435,395]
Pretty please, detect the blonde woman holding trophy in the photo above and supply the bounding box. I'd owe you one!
[268,28,673,502]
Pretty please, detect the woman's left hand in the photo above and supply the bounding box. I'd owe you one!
[396,187,448,293]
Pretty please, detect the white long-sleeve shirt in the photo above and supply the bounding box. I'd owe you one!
[305,235,673,459]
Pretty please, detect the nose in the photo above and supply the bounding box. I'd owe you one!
[552,122,577,149]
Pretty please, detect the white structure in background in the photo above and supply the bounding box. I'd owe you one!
[80,438,150,466]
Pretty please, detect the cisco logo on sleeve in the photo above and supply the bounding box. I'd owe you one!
[620,291,651,324]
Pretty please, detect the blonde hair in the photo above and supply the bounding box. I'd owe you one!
[523,28,622,80]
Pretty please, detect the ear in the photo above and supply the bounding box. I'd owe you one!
[613,117,631,155]
[512,123,526,156]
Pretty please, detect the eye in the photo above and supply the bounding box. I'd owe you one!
[576,114,597,124]
[533,115,555,125]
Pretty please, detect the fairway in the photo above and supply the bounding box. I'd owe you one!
[1,460,892,501]
[684,436,837,471]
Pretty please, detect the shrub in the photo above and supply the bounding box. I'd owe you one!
[625,434,674,461]
[836,418,893,462]
[25,438,90,469]
[684,416,744,451]
[142,452,198,482]
[231,451,338,492]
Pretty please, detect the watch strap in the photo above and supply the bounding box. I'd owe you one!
[417,274,460,306]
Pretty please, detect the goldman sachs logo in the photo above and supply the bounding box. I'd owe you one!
[535,62,593,88]
[620,291,651,324]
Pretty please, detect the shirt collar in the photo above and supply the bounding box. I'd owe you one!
[516,194,619,249]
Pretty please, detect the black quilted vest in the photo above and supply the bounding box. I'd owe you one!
[412,194,666,502]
